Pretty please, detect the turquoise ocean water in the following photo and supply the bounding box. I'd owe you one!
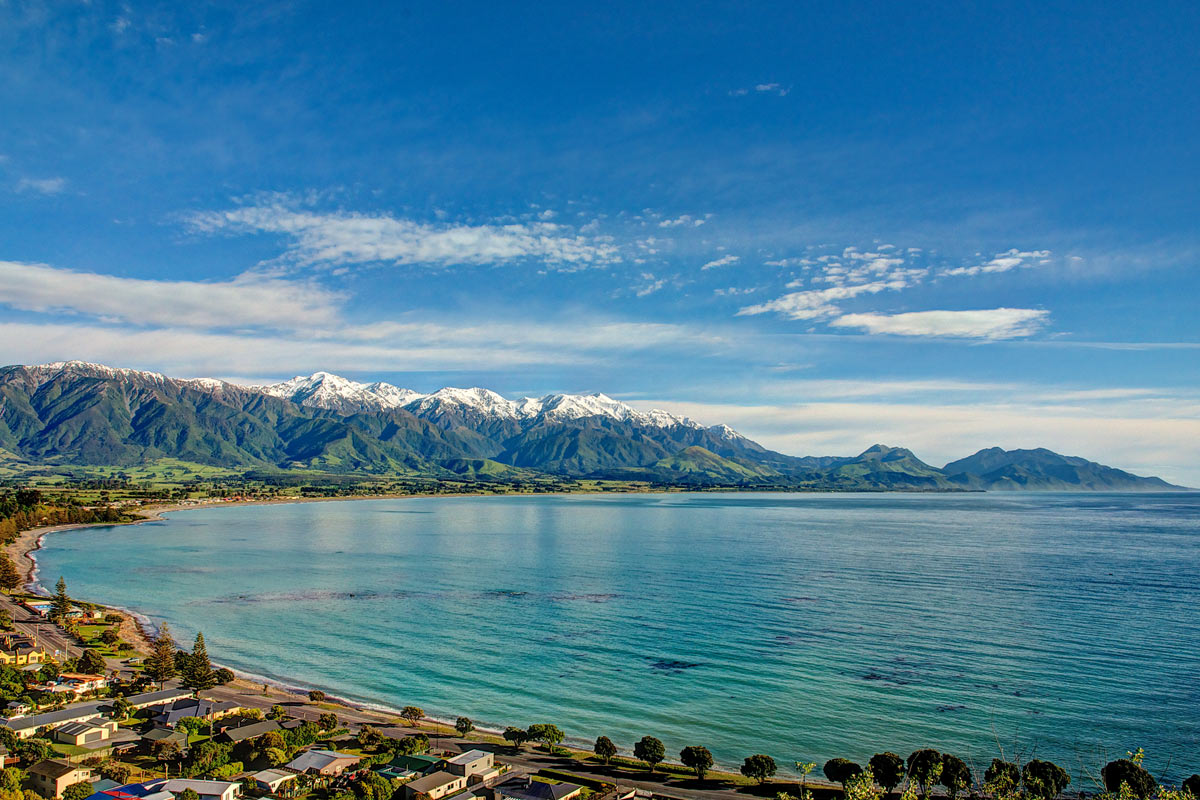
[35,492,1200,779]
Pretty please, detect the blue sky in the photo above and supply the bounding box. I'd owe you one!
[1,0,1198,483]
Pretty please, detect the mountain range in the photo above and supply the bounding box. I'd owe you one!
[0,361,1186,491]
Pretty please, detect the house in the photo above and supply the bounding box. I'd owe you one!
[282,749,361,776]
[385,754,448,775]
[0,745,17,767]
[44,673,109,696]
[86,779,239,800]
[27,759,94,799]
[404,771,467,800]
[53,717,118,746]
[121,687,193,710]
[158,779,241,800]
[148,698,240,727]
[488,777,582,800]
[215,719,281,744]
[19,600,52,617]
[445,750,495,781]
[1,701,107,739]
[0,634,49,666]
[250,769,298,794]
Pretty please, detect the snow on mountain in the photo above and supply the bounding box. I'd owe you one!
[255,371,707,431]
[18,363,719,436]
[257,372,421,412]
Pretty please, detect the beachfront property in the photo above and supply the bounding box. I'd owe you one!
[250,769,299,795]
[149,697,241,727]
[52,716,118,746]
[17,601,103,622]
[377,753,449,779]
[282,748,362,776]
[27,758,93,798]
[488,777,583,800]
[444,750,497,782]
[404,771,468,800]
[0,634,49,666]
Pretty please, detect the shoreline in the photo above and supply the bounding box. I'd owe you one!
[8,492,790,779]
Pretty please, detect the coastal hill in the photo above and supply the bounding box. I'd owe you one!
[0,361,1185,491]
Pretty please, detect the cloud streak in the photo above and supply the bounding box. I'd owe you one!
[830,308,1050,339]
[186,204,621,269]
[0,260,344,330]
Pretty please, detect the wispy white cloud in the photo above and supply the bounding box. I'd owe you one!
[941,248,1051,277]
[830,308,1049,339]
[15,177,67,195]
[186,203,621,269]
[657,215,706,229]
[0,260,343,330]
[737,279,910,320]
[701,254,740,270]
[729,83,790,97]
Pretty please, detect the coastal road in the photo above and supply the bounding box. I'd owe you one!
[0,594,82,662]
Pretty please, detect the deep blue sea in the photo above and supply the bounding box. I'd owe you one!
[35,492,1200,780]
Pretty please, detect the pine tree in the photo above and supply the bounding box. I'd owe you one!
[0,555,22,591]
[145,622,178,688]
[183,632,217,692]
[51,577,71,621]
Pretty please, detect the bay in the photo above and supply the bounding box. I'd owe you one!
[35,492,1200,779]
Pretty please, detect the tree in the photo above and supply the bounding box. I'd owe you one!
[100,628,120,647]
[1183,775,1200,797]
[633,736,665,771]
[99,761,132,784]
[268,705,287,721]
[62,783,92,800]
[0,555,21,592]
[795,761,817,799]
[152,738,183,765]
[110,697,132,721]
[594,736,617,766]
[503,727,529,749]
[394,734,429,755]
[939,755,971,800]
[984,759,1021,799]
[528,724,565,753]
[401,706,424,726]
[214,668,235,685]
[356,726,383,750]
[870,753,906,794]
[308,690,325,702]
[1022,760,1070,800]
[826,759,864,789]
[0,611,10,631]
[51,577,71,622]
[455,717,474,737]
[183,632,217,692]
[318,712,339,731]
[145,622,177,688]
[681,746,714,780]
[1103,759,1155,799]
[78,649,106,675]
[180,789,201,800]
[845,769,885,800]
[15,738,50,762]
[906,750,943,799]
[741,754,777,784]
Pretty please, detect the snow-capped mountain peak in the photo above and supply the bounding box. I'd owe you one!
[257,372,420,413]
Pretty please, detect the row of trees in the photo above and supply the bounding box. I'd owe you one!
[568,733,1200,800]
[143,621,233,690]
